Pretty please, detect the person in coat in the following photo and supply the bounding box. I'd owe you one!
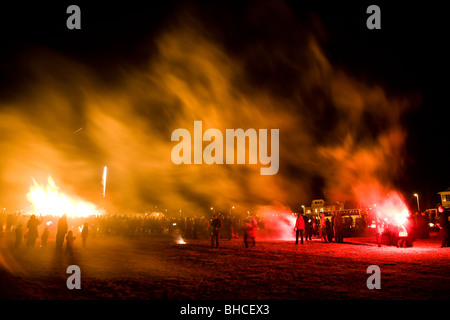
[304,217,312,241]
[26,214,43,248]
[376,217,385,247]
[65,230,76,256]
[56,214,68,252]
[244,216,257,248]
[334,211,344,243]
[41,226,49,247]
[320,213,328,243]
[210,214,222,249]
[294,213,305,245]
[81,222,89,248]
[437,205,449,247]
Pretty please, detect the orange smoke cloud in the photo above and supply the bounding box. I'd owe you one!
[0,2,416,216]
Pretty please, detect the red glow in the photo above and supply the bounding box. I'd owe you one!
[256,204,296,240]
[362,190,410,226]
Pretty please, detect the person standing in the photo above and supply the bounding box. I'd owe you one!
[210,214,222,249]
[397,224,408,248]
[294,213,305,245]
[326,219,333,242]
[437,205,449,247]
[41,226,49,247]
[304,217,312,241]
[81,222,89,248]
[320,213,328,243]
[244,216,257,248]
[376,217,385,247]
[56,214,68,252]
[334,211,344,243]
[26,214,43,248]
[224,215,232,241]
[65,230,76,256]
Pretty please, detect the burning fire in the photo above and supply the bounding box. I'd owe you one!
[26,175,100,218]
[176,235,186,244]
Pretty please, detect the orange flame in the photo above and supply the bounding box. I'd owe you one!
[26,175,100,218]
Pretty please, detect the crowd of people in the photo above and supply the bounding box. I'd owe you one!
[374,204,450,248]
[1,204,449,251]
[8,214,87,256]
[293,211,346,245]
[0,211,261,250]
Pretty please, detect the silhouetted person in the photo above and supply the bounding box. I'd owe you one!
[416,212,428,239]
[320,213,328,243]
[14,224,23,248]
[437,205,449,247]
[56,214,68,252]
[26,214,42,248]
[65,230,76,256]
[326,219,333,242]
[294,213,304,245]
[41,226,49,247]
[224,215,232,240]
[376,217,385,247]
[81,223,89,248]
[397,224,408,248]
[386,220,397,246]
[244,216,257,248]
[304,217,312,241]
[210,214,222,249]
[334,211,344,243]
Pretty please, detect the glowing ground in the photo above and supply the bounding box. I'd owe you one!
[0,233,449,299]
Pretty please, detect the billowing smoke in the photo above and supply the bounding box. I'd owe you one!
[255,203,297,240]
[0,2,415,220]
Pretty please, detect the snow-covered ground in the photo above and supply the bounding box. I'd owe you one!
[1,232,449,299]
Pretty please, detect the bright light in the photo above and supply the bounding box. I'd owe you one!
[102,166,107,198]
[373,191,409,226]
[26,175,101,218]
[176,235,186,244]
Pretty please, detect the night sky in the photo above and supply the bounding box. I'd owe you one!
[0,1,448,213]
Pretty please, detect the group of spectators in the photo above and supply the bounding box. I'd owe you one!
[294,211,347,245]
[2,204,449,250]
[0,211,259,243]
[375,205,450,248]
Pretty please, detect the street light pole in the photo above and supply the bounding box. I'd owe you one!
[414,193,420,212]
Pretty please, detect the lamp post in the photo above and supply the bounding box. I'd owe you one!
[413,193,420,212]
[229,205,235,216]
[210,207,215,215]
[301,205,305,214]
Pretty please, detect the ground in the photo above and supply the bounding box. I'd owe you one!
[0,231,449,300]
